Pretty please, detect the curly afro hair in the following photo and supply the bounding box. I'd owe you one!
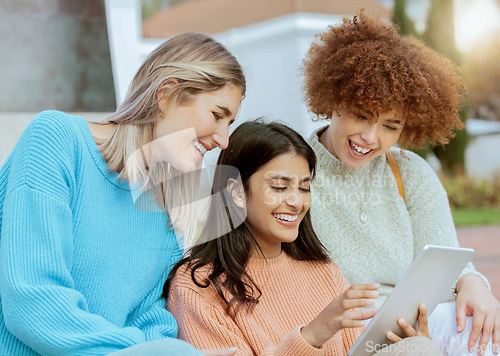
[303,11,466,148]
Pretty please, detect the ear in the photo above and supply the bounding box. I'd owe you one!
[157,79,180,111]
[227,178,245,208]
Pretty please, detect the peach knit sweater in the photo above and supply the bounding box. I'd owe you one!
[167,252,363,356]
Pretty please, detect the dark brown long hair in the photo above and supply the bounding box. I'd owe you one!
[164,120,329,317]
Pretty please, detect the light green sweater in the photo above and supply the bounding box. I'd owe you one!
[308,127,488,309]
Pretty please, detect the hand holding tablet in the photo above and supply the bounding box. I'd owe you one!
[386,303,431,343]
[301,283,380,348]
[347,245,474,356]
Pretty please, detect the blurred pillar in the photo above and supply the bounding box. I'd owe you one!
[0,0,116,112]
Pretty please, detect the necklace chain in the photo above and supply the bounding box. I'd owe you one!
[359,206,368,223]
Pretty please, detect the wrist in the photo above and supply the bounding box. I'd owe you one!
[300,323,328,348]
[456,274,489,294]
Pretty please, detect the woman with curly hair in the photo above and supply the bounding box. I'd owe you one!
[303,12,499,356]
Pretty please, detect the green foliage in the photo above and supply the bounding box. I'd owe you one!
[392,0,469,174]
[391,1,432,160]
[440,174,500,209]
[432,104,469,174]
[141,0,193,20]
[392,0,420,38]
[452,207,500,226]
[142,0,167,20]
[411,146,430,160]
[423,0,462,64]
[423,0,468,175]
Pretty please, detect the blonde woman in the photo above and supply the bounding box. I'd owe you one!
[0,32,244,356]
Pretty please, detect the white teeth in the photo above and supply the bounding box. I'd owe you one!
[194,141,207,156]
[351,141,372,155]
[272,214,298,222]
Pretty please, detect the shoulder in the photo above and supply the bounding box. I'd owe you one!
[26,110,82,141]
[389,148,447,201]
[389,148,437,180]
[5,111,86,197]
[23,110,85,152]
[14,110,85,158]
[170,263,220,301]
[307,126,328,153]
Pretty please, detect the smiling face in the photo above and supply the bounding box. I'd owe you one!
[243,153,311,259]
[320,109,404,168]
[154,83,242,172]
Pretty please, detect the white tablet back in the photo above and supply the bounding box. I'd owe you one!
[347,245,474,356]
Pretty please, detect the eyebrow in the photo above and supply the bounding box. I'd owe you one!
[267,175,311,183]
[385,119,403,124]
[216,105,232,117]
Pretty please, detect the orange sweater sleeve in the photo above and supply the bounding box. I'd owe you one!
[168,284,325,356]
[341,327,364,355]
[332,265,365,355]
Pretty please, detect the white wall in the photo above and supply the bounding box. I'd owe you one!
[465,135,500,179]
[214,13,345,138]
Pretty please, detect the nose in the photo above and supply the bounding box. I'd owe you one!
[212,125,229,150]
[285,189,304,210]
[359,122,378,145]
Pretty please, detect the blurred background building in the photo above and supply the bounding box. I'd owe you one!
[2,0,500,179]
[120,0,390,141]
[0,0,115,113]
[0,0,115,164]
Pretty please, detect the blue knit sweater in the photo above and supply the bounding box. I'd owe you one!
[0,111,201,355]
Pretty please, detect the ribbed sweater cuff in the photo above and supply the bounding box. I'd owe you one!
[275,325,324,356]
[458,270,491,291]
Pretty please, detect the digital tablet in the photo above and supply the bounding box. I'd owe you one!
[347,245,474,356]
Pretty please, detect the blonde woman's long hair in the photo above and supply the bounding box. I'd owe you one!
[95,32,246,248]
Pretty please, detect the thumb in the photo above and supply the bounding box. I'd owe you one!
[456,300,466,333]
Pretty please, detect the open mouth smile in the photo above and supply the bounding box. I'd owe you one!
[349,140,373,157]
[272,213,299,227]
[194,140,207,156]
[272,214,298,222]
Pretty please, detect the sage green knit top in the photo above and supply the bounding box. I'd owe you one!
[308,127,488,309]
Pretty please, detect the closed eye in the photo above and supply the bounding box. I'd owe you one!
[270,186,287,191]
[384,125,398,131]
[354,113,369,121]
[212,112,223,120]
